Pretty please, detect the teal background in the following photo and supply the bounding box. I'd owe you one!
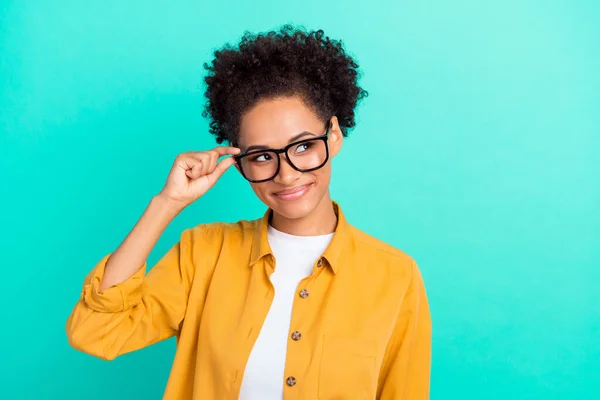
[1,0,598,398]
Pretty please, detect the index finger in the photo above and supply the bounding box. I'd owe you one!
[210,146,241,157]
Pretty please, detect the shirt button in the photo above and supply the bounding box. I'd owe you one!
[286,376,297,387]
[291,331,302,341]
[299,289,309,299]
[317,258,324,267]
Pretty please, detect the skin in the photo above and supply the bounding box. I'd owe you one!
[98,95,342,291]
[237,96,344,236]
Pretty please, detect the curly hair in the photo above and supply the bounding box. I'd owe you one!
[202,25,368,145]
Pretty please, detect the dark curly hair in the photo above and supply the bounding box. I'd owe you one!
[202,25,368,146]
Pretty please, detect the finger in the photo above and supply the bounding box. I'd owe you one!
[208,150,221,174]
[184,149,237,177]
[196,151,216,177]
[186,160,204,179]
[209,146,241,158]
[202,150,225,177]
[179,153,201,169]
[185,153,211,177]
[200,153,217,177]
[186,147,239,161]
[188,147,238,167]
[205,157,236,185]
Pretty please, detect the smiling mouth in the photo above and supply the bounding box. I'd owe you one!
[273,183,313,200]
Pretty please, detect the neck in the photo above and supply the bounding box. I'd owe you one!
[270,193,337,236]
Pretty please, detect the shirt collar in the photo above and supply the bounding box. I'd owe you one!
[249,201,350,274]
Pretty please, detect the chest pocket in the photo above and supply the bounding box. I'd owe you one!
[318,335,377,400]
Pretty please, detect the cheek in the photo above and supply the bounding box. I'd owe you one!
[314,164,332,184]
[249,182,271,199]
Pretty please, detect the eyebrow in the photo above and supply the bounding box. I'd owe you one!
[244,131,316,153]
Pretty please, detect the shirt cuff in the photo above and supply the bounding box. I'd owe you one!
[81,254,146,313]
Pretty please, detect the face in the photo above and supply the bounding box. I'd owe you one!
[237,96,343,220]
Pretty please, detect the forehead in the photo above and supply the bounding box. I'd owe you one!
[238,96,323,149]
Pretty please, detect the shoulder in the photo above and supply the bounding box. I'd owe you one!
[349,225,414,265]
[177,218,261,269]
[346,224,419,283]
[343,224,426,300]
[182,218,260,245]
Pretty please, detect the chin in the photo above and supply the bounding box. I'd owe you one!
[270,199,315,220]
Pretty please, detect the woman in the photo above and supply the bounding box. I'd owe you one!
[66,26,431,399]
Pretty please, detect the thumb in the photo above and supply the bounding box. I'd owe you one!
[205,156,236,186]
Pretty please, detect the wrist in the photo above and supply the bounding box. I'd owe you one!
[153,193,187,216]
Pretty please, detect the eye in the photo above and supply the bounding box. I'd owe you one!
[249,152,272,163]
[294,142,313,153]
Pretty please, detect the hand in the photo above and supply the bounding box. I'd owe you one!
[158,146,241,209]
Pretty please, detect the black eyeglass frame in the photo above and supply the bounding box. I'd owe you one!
[233,121,332,183]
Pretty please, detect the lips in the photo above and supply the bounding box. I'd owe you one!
[273,183,313,200]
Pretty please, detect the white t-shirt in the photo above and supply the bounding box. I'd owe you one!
[238,224,334,400]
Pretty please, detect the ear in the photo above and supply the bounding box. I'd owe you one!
[328,116,343,158]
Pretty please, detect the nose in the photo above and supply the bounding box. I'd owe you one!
[273,154,301,185]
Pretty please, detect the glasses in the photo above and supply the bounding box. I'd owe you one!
[234,121,331,183]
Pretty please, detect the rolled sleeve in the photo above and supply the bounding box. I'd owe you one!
[81,254,146,313]
[67,227,203,360]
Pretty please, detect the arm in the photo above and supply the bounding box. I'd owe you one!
[100,194,183,291]
[65,147,239,360]
[378,260,432,399]
[65,195,195,360]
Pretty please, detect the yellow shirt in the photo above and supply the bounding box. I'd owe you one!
[66,202,432,399]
